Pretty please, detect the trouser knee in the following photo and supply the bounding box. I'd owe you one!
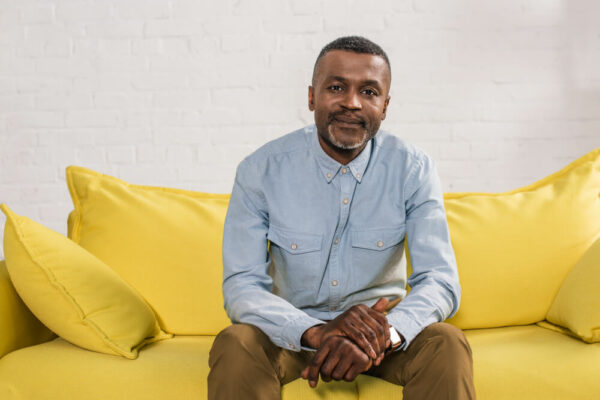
[422,323,473,373]
[209,324,272,368]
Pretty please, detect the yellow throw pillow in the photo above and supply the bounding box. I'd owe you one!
[0,204,172,359]
[444,147,600,329]
[66,166,231,335]
[542,236,600,342]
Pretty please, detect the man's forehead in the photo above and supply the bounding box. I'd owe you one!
[315,50,390,85]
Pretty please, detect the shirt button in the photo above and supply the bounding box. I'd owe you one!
[377,240,384,248]
[289,344,295,349]
[331,280,338,286]
[356,173,361,179]
[341,168,347,174]
[343,198,349,205]
[291,243,297,250]
[326,173,332,179]
[333,238,339,245]
[330,306,337,311]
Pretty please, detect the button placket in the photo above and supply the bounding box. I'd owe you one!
[328,172,356,316]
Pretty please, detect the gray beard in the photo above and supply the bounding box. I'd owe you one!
[325,125,371,151]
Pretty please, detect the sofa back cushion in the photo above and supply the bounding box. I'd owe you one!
[444,148,600,329]
[66,166,231,335]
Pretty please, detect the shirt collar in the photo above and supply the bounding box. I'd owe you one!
[308,124,372,184]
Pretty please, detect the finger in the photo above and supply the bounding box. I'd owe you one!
[307,345,330,388]
[319,347,342,383]
[365,304,391,350]
[331,352,353,381]
[372,297,389,313]
[344,323,377,359]
[343,361,366,382]
[357,310,386,356]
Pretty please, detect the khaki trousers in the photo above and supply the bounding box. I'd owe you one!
[208,322,475,399]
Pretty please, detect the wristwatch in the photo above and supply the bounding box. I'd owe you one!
[388,327,403,352]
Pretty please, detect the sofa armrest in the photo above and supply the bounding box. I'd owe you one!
[0,260,55,359]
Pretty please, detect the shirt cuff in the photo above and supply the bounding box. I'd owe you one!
[279,314,324,352]
[386,312,423,350]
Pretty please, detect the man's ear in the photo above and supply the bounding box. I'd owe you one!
[381,95,390,120]
[308,85,315,111]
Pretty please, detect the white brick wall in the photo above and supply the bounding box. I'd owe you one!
[1,0,600,259]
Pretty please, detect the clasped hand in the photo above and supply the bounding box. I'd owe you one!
[300,297,391,387]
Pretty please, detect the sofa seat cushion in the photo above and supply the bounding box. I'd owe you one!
[466,325,600,399]
[1,326,598,399]
[0,335,215,400]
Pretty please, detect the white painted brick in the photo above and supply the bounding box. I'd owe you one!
[132,38,162,55]
[189,36,220,54]
[132,72,189,90]
[231,0,286,16]
[153,91,210,109]
[0,56,35,74]
[290,0,322,15]
[35,58,95,76]
[107,146,135,164]
[6,112,64,129]
[19,4,54,24]
[94,129,152,145]
[166,145,196,165]
[144,20,205,37]
[136,144,166,163]
[116,165,180,185]
[73,73,132,91]
[44,37,71,57]
[203,16,261,35]
[98,38,132,55]
[55,3,111,23]
[66,111,120,128]
[86,22,144,37]
[211,87,256,107]
[264,16,322,33]
[161,38,190,54]
[0,95,34,111]
[324,16,386,32]
[115,1,171,20]
[76,146,106,164]
[93,92,152,109]
[37,130,96,146]
[149,55,204,72]
[170,0,231,18]
[439,142,471,161]
[35,93,92,110]
[154,128,208,145]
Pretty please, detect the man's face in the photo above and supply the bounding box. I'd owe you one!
[309,50,391,157]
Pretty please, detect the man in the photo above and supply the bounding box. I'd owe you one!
[208,36,475,399]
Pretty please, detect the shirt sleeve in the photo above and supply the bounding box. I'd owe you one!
[222,159,324,352]
[386,153,461,349]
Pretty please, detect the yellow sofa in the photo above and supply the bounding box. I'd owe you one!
[1,147,600,399]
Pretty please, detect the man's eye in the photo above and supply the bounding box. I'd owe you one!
[328,85,342,92]
[362,89,377,96]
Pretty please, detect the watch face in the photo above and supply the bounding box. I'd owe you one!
[389,327,402,346]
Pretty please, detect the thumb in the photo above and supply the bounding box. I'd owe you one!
[372,297,389,313]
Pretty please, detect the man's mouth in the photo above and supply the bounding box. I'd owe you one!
[330,114,364,126]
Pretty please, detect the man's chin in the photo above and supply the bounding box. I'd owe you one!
[327,125,368,151]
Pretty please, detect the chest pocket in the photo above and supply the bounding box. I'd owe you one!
[351,225,406,269]
[267,226,323,293]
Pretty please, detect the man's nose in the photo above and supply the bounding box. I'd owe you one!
[340,90,362,110]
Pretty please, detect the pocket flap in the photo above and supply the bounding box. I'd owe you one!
[267,226,322,254]
[351,225,406,251]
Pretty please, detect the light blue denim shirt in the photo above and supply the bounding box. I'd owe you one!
[222,124,460,352]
